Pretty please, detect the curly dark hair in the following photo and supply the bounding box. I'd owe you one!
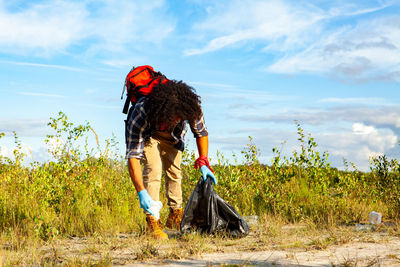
[145,80,202,128]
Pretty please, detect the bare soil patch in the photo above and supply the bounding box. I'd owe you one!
[2,221,400,266]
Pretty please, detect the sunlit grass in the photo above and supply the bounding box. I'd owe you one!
[0,112,399,265]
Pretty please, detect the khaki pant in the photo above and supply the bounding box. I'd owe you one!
[142,131,182,208]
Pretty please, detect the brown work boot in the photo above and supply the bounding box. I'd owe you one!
[165,207,183,230]
[146,215,168,240]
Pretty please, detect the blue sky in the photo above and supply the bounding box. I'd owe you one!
[0,0,399,170]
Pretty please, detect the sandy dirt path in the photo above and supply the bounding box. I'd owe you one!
[126,236,400,266]
[9,223,399,266]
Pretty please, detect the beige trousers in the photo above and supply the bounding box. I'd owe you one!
[142,131,182,209]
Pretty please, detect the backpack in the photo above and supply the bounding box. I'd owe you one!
[121,65,168,114]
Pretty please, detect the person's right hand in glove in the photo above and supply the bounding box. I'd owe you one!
[195,155,217,185]
[138,189,155,216]
[200,165,217,185]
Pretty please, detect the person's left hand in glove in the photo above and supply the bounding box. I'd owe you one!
[195,155,217,185]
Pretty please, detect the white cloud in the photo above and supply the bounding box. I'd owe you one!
[3,61,86,72]
[0,141,55,163]
[227,103,400,170]
[353,123,375,135]
[0,119,48,136]
[84,0,175,54]
[188,81,236,89]
[351,123,397,152]
[240,105,400,133]
[0,146,12,158]
[318,97,389,105]
[76,104,120,110]
[0,0,175,56]
[101,59,136,69]
[18,91,66,98]
[185,0,398,81]
[185,0,325,56]
[0,0,88,54]
[266,16,400,81]
[319,123,398,170]
[185,0,392,56]
[0,143,33,160]
[210,121,399,171]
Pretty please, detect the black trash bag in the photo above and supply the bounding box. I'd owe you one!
[180,177,249,238]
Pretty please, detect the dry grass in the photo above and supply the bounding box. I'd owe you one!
[1,215,399,266]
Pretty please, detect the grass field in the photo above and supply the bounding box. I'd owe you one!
[0,112,399,265]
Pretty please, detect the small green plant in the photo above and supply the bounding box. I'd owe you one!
[370,153,400,218]
[135,241,159,260]
[44,111,91,163]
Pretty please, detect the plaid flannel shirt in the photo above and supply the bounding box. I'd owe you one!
[125,97,208,159]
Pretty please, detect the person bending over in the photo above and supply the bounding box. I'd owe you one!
[125,79,216,240]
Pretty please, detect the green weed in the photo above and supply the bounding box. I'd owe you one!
[0,112,399,265]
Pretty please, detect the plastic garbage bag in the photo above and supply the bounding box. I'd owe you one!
[180,177,249,237]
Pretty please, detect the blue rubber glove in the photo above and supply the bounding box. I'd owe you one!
[200,165,217,185]
[138,189,155,216]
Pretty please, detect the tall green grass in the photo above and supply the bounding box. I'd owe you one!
[0,113,399,243]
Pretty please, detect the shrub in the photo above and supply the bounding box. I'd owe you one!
[0,113,398,243]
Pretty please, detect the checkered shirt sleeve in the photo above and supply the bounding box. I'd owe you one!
[189,113,208,138]
[125,99,149,159]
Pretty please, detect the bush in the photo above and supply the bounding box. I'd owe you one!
[0,113,399,242]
